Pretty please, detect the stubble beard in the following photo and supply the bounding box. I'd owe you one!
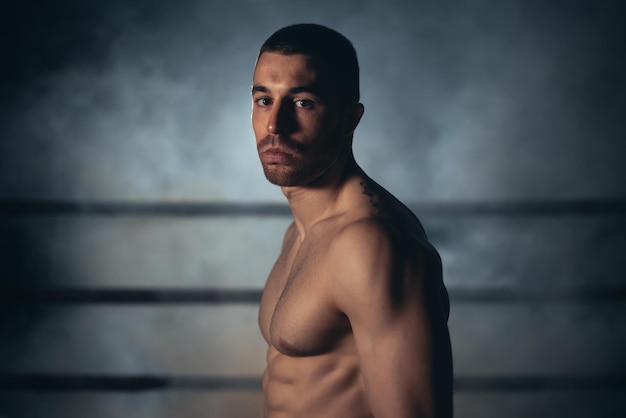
[261,158,325,187]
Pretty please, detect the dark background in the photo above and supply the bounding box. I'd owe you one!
[0,0,625,417]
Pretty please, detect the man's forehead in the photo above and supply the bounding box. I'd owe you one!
[253,53,335,94]
[255,53,329,79]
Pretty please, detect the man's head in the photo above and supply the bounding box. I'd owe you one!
[252,24,364,187]
[259,23,360,104]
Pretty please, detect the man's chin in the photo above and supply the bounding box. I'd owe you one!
[263,167,308,187]
[264,175,300,187]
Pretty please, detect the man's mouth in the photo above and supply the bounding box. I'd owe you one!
[261,148,295,164]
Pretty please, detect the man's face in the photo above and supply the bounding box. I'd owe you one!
[252,52,349,187]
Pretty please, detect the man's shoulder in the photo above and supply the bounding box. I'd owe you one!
[351,176,429,241]
[331,217,390,249]
[327,215,426,270]
[331,209,428,250]
[326,203,441,272]
[324,216,432,310]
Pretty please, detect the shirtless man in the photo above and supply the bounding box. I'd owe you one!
[253,24,453,418]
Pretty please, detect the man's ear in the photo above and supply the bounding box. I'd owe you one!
[342,103,365,137]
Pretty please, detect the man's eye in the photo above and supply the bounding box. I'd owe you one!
[294,99,314,108]
[255,98,271,106]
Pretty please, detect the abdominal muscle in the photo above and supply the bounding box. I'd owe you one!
[262,340,373,418]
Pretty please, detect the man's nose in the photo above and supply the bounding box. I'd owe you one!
[267,102,295,134]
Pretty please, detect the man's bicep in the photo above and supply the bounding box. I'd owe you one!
[349,283,439,417]
[352,283,452,418]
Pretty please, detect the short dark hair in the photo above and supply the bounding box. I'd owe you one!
[259,23,360,104]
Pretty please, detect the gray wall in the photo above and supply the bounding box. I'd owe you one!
[1,0,625,417]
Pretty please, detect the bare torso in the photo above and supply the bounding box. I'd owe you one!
[259,216,372,417]
[258,175,450,417]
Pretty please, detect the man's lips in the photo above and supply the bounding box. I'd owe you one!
[259,147,299,164]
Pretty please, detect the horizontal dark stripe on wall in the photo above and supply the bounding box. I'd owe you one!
[0,373,624,392]
[453,375,626,391]
[0,374,261,391]
[1,198,625,217]
[0,200,291,217]
[450,287,626,303]
[1,287,625,304]
[0,288,263,304]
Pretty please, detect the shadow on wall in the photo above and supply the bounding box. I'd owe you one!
[0,0,170,364]
[0,220,55,368]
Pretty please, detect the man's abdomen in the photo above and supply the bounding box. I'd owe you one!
[262,344,373,418]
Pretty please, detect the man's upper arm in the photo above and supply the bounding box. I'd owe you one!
[329,221,452,418]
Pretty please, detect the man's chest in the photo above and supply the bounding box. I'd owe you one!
[258,240,350,356]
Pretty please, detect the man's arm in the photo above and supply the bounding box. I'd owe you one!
[329,220,453,418]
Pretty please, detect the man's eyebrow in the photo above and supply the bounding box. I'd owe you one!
[252,85,268,94]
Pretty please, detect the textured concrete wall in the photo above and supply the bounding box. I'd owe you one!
[0,0,624,417]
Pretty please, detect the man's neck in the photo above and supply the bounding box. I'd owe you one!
[281,157,362,238]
